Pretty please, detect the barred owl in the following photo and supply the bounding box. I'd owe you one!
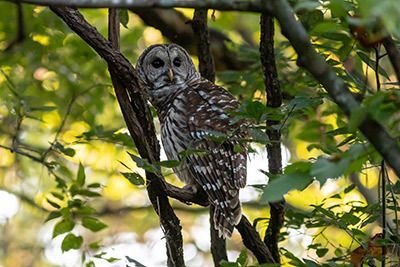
[136,44,247,238]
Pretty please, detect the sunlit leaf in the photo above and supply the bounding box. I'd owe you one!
[61,233,83,252]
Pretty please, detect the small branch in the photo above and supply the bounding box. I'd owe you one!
[42,96,74,160]
[382,37,400,83]
[260,13,284,263]
[4,2,25,51]
[270,0,400,178]
[236,216,274,263]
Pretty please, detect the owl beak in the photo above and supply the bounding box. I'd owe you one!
[167,68,174,82]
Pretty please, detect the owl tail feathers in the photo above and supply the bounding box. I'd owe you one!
[213,201,242,239]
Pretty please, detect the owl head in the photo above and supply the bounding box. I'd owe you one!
[136,44,200,107]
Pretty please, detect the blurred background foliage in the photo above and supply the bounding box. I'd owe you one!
[0,0,400,266]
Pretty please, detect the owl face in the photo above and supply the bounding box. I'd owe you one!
[136,44,198,90]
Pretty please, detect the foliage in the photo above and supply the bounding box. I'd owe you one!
[0,0,400,266]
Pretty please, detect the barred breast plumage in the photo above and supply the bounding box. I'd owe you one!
[136,44,247,238]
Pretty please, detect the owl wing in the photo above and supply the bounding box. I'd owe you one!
[183,80,247,237]
[185,80,247,190]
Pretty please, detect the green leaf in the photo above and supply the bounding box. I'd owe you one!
[121,172,145,186]
[157,160,181,168]
[348,106,367,132]
[128,153,160,175]
[310,157,349,184]
[45,211,62,222]
[261,162,313,203]
[341,213,360,225]
[119,9,129,28]
[88,183,101,188]
[357,51,390,80]
[77,163,85,186]
[53,219,75,238]
[61,233,83,252]
[51,191,64,200]
[316,248,329,257]
[55,176,67,189]
[82,216,107,232]
[46,198,61,209]
[344,184,356,194]
[236,250,247,265]
[294,1,320,12]
[74,189,102,197]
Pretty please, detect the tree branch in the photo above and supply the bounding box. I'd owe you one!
[50,6,185,266]
[4,2,25,51]
[236,216,274,263]
[270,0,400,178]
[260,13,284,264]
[7,0,272,11]
[382,37,400,83]
[130,8,245,71]
[191,8,226,266]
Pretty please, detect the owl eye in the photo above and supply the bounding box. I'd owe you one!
[151,58,165,68]
[173,57,182,67]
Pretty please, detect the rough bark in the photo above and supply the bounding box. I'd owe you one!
[260,13,284,264]
[51,6,185,266]
[236,216,274,263]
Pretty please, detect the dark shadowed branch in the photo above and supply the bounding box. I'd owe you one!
[382,36,400,83]
[8,0,272,11]
[130,8,245,71]
[106,8,185,267]
[191,9,215,82]
[191,8,226,266]
[260,13,284,264]
[4,2,25,51]
[236,216,274,263]
[50,6,185,266]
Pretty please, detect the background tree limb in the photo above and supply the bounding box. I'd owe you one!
[130,8,246,71]
[270,0,400,178]
[260,13,284,264]
[191,8,227,266]
[8,0,271,11]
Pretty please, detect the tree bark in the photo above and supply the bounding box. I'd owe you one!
[382,37,400,83]
[51,6,185,266]
[260,13,284,264]
[191,8,227,266]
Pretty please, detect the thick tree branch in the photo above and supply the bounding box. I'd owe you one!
[236,216,274,263]
[192,9,216,82]
[382,37,400,83]
[8,0,272,11]
[260,13,284,264]
[270,0,400,178]
[106,8,184,267]
[191,8,226,266]
[50,6,185,266]
[130,8,245,71]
